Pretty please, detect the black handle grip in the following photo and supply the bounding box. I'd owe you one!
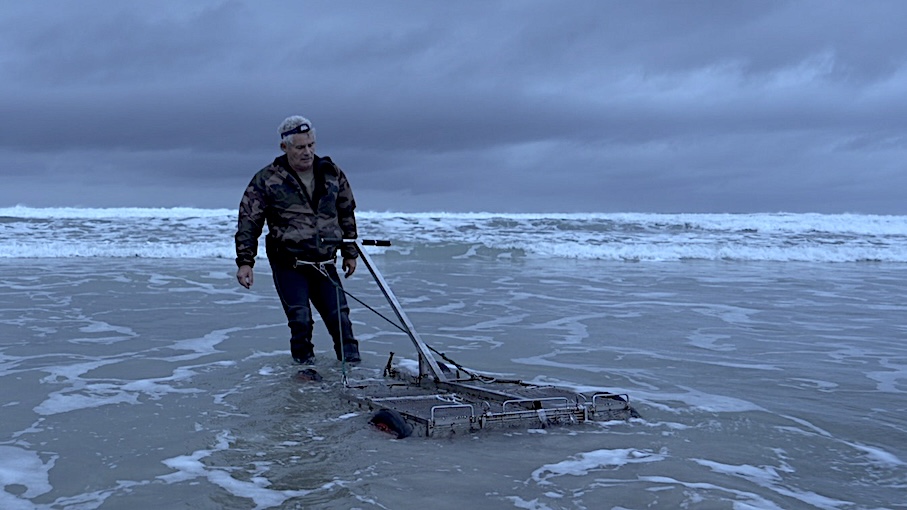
[361,239,392,247]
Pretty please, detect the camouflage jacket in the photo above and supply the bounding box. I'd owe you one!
[235,154,357,267]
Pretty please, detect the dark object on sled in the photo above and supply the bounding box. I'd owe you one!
[369,408,413,439]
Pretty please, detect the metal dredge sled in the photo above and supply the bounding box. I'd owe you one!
[342,240,638,438]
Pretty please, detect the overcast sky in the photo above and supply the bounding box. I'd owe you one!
[1,1,905,214]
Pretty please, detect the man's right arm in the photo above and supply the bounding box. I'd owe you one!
[235,176,267,271]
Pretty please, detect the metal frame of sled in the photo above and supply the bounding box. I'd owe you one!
[344,239,637,438]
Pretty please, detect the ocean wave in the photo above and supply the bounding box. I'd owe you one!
[1,207,905,262]
[0,205,235,219]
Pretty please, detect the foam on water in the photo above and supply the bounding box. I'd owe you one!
[531,448,667,484]
[0,446,55,504]
[33,354,210,416]
[158,431,320,510]
[693,458,855,509]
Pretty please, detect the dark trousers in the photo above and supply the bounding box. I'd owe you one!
[269,261,358,360]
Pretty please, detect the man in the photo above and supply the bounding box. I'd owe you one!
[235,115,360,365]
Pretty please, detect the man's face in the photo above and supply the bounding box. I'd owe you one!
[282,132,316,171]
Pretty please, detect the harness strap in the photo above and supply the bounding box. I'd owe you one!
[291,258,336,274]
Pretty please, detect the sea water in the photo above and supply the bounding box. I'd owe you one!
[1,207,905,509]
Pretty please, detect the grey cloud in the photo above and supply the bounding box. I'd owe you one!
[1,0,906,213]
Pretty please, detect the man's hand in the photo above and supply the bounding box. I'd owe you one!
[237,265,254,288]
[342,258,357,278]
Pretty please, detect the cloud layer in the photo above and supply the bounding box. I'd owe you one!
[2,1,905,213]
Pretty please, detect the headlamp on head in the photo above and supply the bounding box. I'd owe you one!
[280,123,311,138]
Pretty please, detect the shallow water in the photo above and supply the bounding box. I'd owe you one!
[1,256,905,509]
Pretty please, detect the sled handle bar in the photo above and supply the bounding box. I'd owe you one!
[358,239,391,247]
[344,238,449,382]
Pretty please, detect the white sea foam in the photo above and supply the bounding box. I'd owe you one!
[693,458,854,509]
[630,387,767,414]
[531,448,666,484]
[0,446,56,506]
[638,475,788,510]
[844,442,905,468]
[31,352,226,416]
[866,359,907,393]
[1,207,905,261]
[156,430,355,509]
